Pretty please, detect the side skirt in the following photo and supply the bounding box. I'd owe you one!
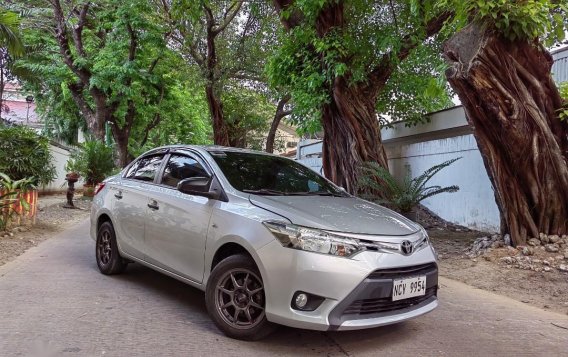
[118,250,206,292]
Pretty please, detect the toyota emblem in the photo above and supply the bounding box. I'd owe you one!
[401,240,413,255]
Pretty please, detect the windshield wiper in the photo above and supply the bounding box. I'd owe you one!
[242,189,290,196]
[295,191,346,197]
[243,189,346,197]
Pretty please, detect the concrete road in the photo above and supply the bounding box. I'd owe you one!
[1,220,567,357]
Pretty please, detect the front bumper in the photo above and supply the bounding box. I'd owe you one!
[256,239,438,331]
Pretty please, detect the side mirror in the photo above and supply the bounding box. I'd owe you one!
[177,176,219,200]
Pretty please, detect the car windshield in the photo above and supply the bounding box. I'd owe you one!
[209,151,347,196]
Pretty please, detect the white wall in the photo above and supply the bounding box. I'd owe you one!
[552,47,568,84]
[385,134,500,232]
[41,143,83,193]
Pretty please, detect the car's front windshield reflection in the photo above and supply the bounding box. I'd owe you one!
[209,151,346,196]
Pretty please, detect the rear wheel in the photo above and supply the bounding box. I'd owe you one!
[96,221,127,275]
[206,254,276,340]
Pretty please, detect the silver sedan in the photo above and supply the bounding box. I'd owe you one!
[90,145,438,340]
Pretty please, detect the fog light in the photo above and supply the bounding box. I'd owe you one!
[295,293,308,308]
[291,291,325,311]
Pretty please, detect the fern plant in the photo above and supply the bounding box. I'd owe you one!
[358,158,461,213]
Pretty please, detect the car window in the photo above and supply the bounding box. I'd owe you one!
[125,155,163,182]
[161,154,208,188]
[210,151,346,196]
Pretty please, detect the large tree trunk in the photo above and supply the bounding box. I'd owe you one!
[205,84,230,146]
[315,3,388,194]
[322,77,388,193]
[444,24,568,245]
[111,128,130,168]
[266,94,291,153]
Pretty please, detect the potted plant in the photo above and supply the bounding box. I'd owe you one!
[66,141,115,197]
[358,158,461,221]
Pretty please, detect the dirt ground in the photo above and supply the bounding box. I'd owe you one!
[0,195,91,267]
[429,229,568,315]
[1,197,567,316]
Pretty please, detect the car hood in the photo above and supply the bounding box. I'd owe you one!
[249,195,420,236]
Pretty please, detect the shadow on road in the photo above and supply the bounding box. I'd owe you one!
[91,260,414,352]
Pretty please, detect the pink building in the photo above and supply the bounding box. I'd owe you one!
[1,82,41,129]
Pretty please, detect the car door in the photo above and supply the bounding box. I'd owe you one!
[144,152,215,283]
[113,154,164,259]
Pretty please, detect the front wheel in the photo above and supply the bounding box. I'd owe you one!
[96,221,127,275]
[205,254,276,340]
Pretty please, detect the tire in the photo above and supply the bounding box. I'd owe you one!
[205,254,276,340]
[96,221,127,275]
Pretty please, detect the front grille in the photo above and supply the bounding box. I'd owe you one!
[366,262,438,280]
[328,262,439,329]
[343,286,437,315]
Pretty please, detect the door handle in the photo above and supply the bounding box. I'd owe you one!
[147,200,159,210]
[114,191,123,199]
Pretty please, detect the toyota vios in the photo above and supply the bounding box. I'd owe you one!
[91,145,438,340]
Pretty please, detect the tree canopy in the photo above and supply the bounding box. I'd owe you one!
[15,0,211,166]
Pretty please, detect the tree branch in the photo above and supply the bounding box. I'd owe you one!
[126,23,137,61]
[273,0,303,30]
[229,72,263,82]
[388,0,399,35]
[71,3,90,58]
[212,1,243,36]
[148,57,160,74]
[369,11,453,88]
[140,85,166,147]
[67,82,94,117]
[188,40,205,67]
[51,0,91,84]
[266,94,292,153]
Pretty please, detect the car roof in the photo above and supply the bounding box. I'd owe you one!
[142,145,280,158]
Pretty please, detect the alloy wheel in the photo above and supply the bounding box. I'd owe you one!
[97,230,112,265]
[215,268,265,330]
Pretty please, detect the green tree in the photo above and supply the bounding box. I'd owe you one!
[222,86,276,149]
[0,8,23,121]
[268,0,453,194]
[17,1,210,166]
[442,0,568,245]
[0,8,23,56]
[157,0,284,147]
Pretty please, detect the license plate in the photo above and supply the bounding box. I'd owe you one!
[392,276,426,301]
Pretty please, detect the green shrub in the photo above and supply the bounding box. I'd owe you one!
[66,141,115,185]
[0,125,55,186]
[358,158,461,213]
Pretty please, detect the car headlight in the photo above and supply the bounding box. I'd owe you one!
[262,221,364,258]
[419,225,437,260]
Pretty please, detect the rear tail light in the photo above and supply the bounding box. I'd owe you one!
[94,183,106,196]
